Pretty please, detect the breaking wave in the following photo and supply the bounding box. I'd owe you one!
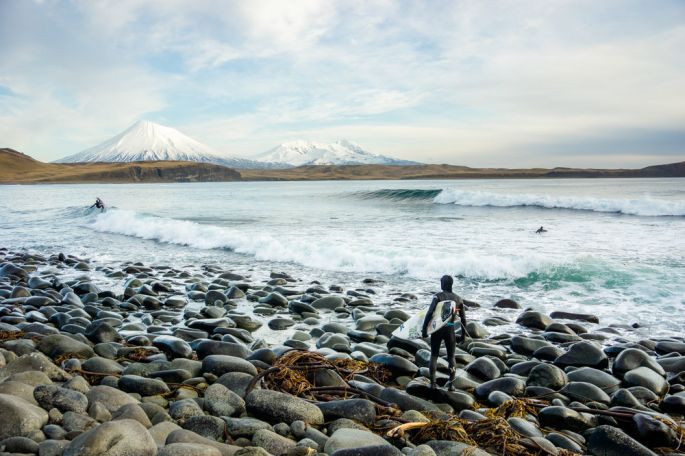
[433,189,685,216]
[88,208,557,280]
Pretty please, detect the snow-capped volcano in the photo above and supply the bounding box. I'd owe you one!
[54,120,265,169]
[253,140,417,167]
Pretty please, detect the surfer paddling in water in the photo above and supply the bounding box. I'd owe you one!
[422,275,467,391]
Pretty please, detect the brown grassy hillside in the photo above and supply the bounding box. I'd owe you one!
[240,162,685,180]
[0,148,241,183]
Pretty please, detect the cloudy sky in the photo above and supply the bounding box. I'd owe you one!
[1,0,684,167]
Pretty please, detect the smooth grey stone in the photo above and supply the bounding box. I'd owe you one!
[166,428,241,455]
[632,413,677,448]
[62,419,156,456]
[107,403,149,429]
[554,341,608,369]
[567,367,620,394]
[246,389,323,425]
[204,383,246,417]
[425,440,489,456]
[515,311,553,330]
[549,311,598,323]
[623,367,668,395]
[316,399,376,425]
[613,348,665,379]
[216,371,257,398]
[546,432,584,453]
[465,357,500,381]
[537,406,594,432]
[118,374,170,396]
[527,363,568,390]
[81,356,124,375]
[33,384,88,414]
[37,334,95,359]
[182,415,226,441]
[86,385,139,413]
[474,377,525,399]
[202,355,258,377]
[560,381,611,404]
[159,443,223,456]
[369,354,418,377]
[258,292,288,307]
[152,335,193,359]
[39,439,70,456]
[169,399,205,423]
[1,435,40,453]
[196,339,249,359]
[252,428,296,455]
[0,393,48,439]
[324,428,390,454]
[224,417,272,438]
[585,425,656,456]
[510,335,551,356]
[655,340,685,355]
[379,387,440,412]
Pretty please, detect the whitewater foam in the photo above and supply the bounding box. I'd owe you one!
[433,189,685,216]
[89,209,556,280]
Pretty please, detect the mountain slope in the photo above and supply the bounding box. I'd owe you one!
[0,148,241,183]
[54,120,266,169]
[253,140,418,167]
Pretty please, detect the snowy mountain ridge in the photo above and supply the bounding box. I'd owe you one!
[253,139,416,167]
[54,121,267,169]
[54,121,417,169]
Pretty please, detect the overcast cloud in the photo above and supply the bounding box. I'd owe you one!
[0,0,683,167]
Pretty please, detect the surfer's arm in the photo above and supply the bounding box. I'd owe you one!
[421,297,438,338]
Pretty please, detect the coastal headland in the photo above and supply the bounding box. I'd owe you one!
[0,248,683,455]
[2,148,684,184]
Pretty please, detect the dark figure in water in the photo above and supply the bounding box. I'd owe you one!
[422,275,467,390]
[535,226,547,234]
[90,197,105,211]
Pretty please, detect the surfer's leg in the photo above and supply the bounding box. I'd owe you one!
[446,328,456,391]
[429,333,441,389]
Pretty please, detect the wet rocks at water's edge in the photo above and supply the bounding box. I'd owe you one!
[0,248,684,456]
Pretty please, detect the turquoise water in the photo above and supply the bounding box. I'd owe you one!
[1,178,684,337]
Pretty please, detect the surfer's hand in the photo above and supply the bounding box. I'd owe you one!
[421,330,428,338]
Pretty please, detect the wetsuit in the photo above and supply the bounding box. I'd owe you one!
[421,276,466,390]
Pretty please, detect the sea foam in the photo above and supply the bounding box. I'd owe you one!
[433,189,685,216]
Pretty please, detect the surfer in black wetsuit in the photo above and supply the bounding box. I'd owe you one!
[422,274,467,390]
[90,197,105,212]
[535,226,547,234]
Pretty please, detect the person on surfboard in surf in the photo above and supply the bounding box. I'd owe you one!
[422,274,467,391]
[90,197,105,212]
[535,226,547,234]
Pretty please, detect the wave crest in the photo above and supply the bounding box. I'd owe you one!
[433,189,685,216]
[352,188,442,201]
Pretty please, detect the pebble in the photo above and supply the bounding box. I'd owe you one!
[246,390,324,425]
[62,419,157,456]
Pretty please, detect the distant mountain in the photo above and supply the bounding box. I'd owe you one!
[253,140,418,167]
[54,120,267,169]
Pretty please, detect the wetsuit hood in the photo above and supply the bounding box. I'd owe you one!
[440,275,453,292]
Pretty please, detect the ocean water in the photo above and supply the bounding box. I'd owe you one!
[1,178,684,339]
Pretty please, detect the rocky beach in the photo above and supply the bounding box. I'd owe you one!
[1,248,683,456]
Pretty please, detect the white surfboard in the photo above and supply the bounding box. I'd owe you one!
[392,300,457,339]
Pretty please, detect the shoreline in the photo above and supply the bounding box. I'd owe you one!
[1,248,683,455]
